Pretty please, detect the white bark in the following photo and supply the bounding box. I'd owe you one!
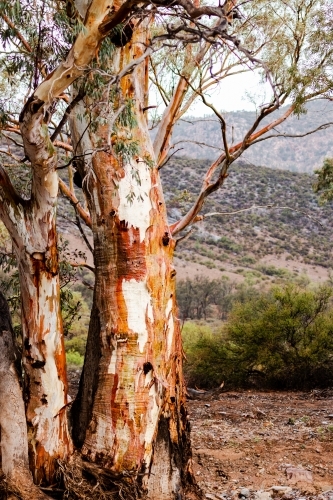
[0,292,49,500]
[0,330,28,478]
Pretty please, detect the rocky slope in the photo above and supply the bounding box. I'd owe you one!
[160,158,333,284]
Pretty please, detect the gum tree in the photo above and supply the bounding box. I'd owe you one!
[0,0,332,498]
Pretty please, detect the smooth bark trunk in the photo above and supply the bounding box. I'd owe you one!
[0,291,49,499]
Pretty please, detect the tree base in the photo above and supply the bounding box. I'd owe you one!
[58,453,203,500]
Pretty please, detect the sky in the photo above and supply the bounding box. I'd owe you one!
[188,70,272,116]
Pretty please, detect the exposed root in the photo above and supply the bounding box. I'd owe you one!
[59,454,140,500]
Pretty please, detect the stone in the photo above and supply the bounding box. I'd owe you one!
[205,494,217,500]
[254,492,272,500]
[285,466,313,483]
[270,485,293,496]
[239,488,250,497]
[270,485,292,493]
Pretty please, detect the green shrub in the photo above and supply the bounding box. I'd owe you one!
[182,322,229,388]
[256,264,290,278]
[182,282,333,390]
[65,334,87,356]
[66,350,84,367]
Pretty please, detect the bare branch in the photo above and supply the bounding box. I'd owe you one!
[158,147,184,170]
[59,179,92,229]
[169,103,296,235]
[250,122,333,145]
[174,228,194,247]
[50,90,86,143]
[171,140,222,151]
[75,211,93,255]
[54,141,73,152]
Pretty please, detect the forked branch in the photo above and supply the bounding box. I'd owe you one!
[170,103,296,235]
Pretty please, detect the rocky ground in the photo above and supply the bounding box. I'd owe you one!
[188,391,333,500]
[67,372,333,500]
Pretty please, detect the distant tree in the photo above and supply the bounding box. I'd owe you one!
[314,158,333,202]
[178,276,221,320]
[177,276,236,321]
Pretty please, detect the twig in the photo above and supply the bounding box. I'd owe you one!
[175,228,194,247]
[158,148,184,170]
[171,139,223,151]
[50,89,85,142]
[75,212,93,254]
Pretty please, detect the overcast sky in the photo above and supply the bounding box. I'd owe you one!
[188,70,272,115]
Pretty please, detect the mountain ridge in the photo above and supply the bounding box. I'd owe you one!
[158,100,333,173]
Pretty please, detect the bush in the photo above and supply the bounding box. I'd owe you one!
[182,322,229,388]
[182,283,333,390]
[225,283,333,389]
[65,334,87,356]
[66,350,84,367]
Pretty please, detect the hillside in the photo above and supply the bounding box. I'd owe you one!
[2,137,332,286]
[160,157,333,284]
[158,100,333,173]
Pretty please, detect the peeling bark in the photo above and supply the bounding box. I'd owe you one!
[70,22,200,499]
[0,166,72,483]
[19,248,72,484]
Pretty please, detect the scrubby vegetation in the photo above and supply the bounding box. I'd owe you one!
[161,158,333,272]
[182,280,333,390]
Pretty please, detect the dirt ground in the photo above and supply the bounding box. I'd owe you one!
[188,391,333,500]
[67,372,333,500]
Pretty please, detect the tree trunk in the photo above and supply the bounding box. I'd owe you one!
[0,165,72,484]
[0,291,49,499]
[16,96,74,484]
[17,232,72,484]
[71,24,200,499]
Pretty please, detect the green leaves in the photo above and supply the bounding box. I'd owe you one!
[182,282,333,390]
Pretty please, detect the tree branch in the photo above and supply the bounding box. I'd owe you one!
[59,178,92,229]
[75,212,94,255]
[0,13,32,53]
[250,122,333,145]
[169,103,296,235]
[50,90,86,143]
